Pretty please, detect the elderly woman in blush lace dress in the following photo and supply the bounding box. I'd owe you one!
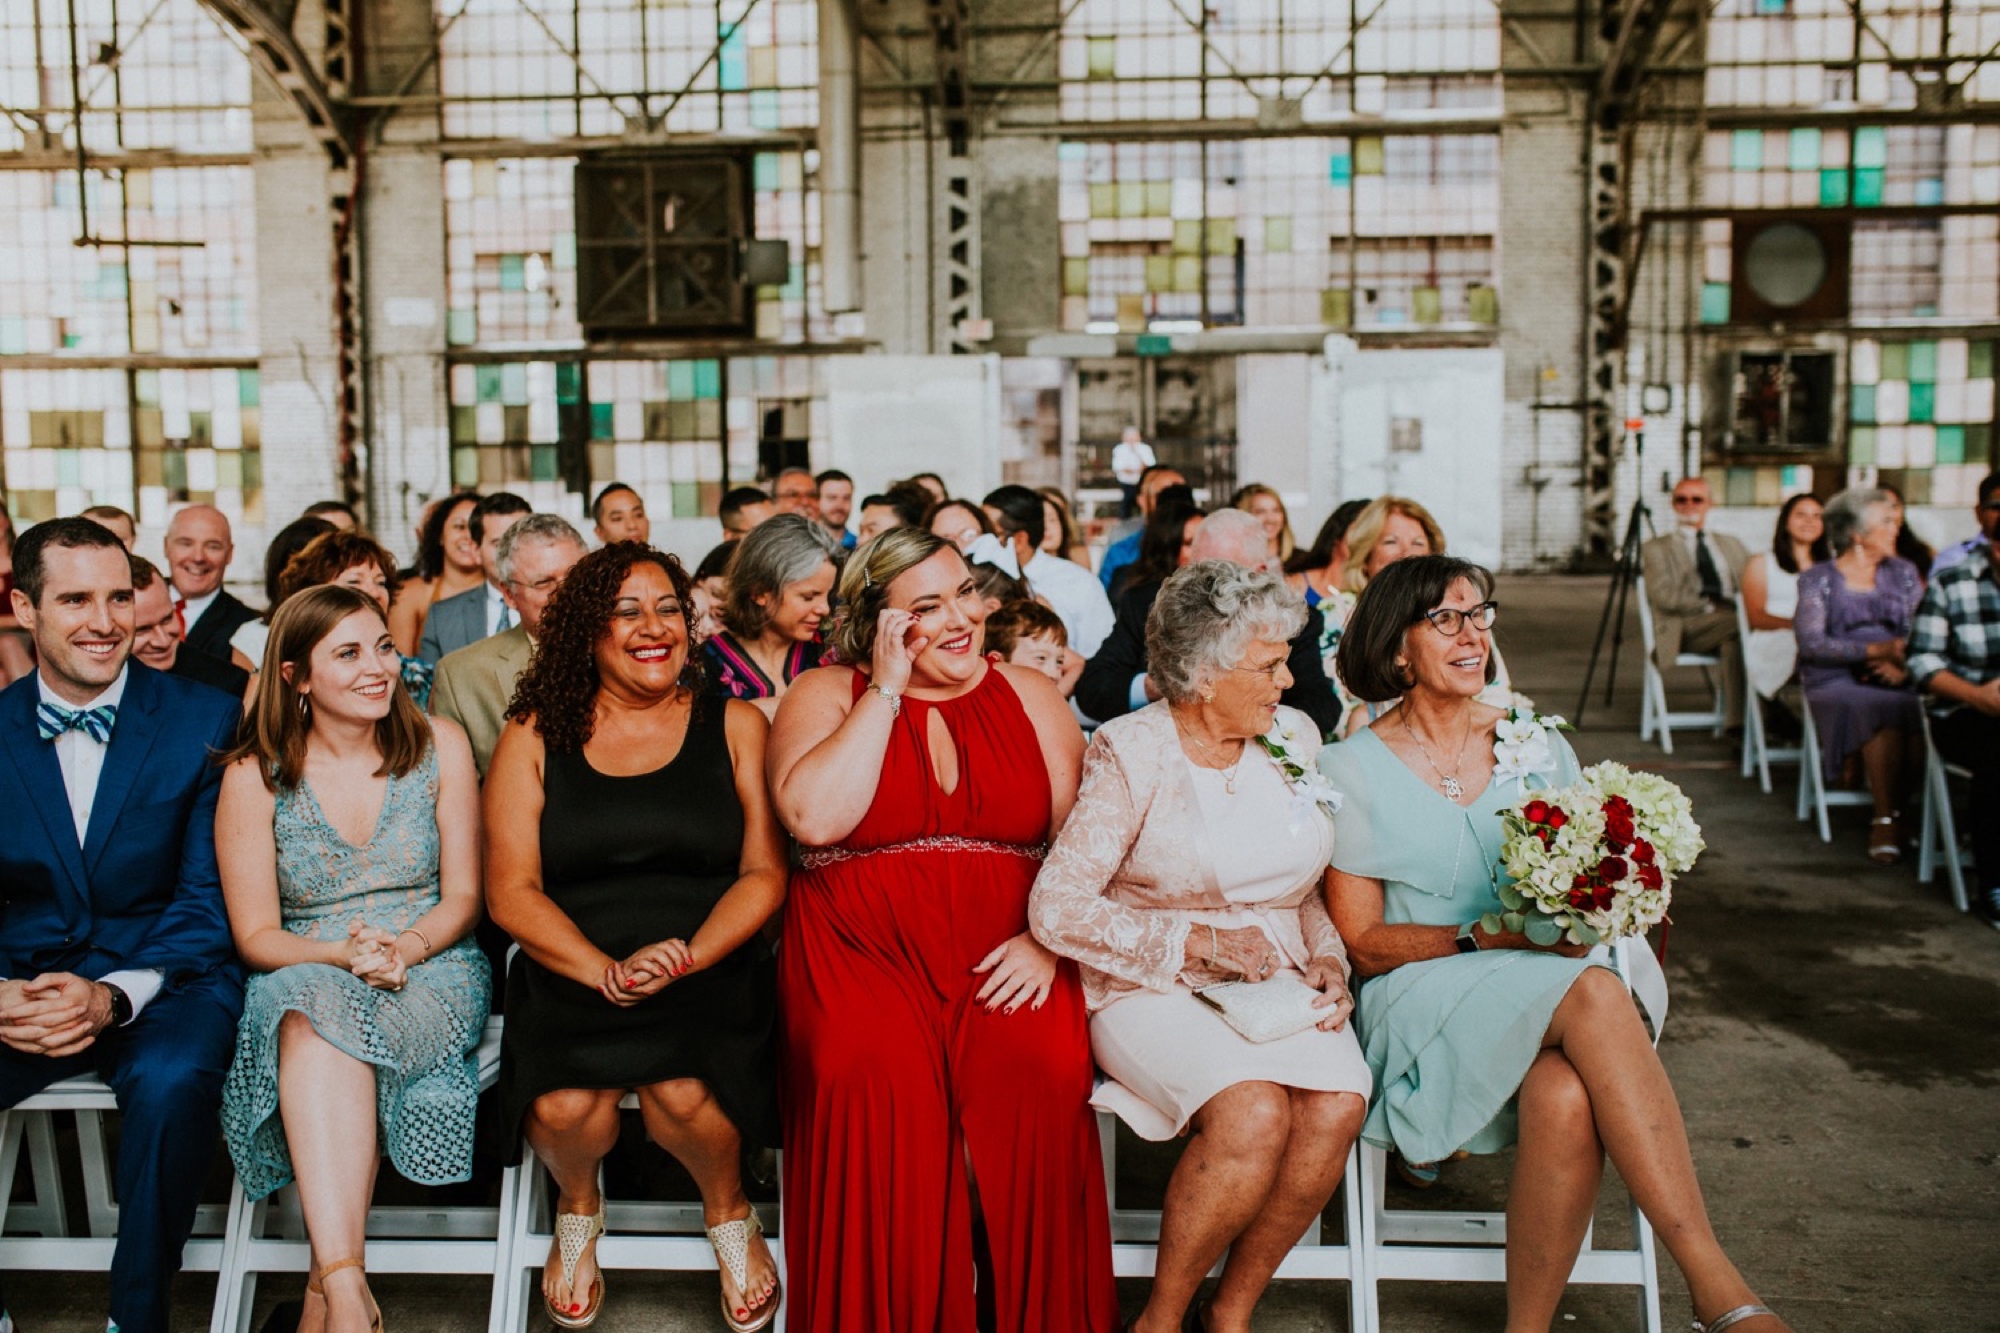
[1031,560,1370,1333]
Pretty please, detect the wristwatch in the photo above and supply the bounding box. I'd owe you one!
[1454,922,1483,955]
[100,982,133,1028]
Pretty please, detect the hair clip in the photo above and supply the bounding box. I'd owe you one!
[862,563,874,589]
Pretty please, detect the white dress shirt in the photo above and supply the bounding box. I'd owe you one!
[1025,551,1116,659]
[34,667,163,1022]
[177,586,218,626]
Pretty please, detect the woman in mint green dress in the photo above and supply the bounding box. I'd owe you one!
[1318,557,1789,1333]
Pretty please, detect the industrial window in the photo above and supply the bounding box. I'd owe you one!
[1705,0,2000,110]
[1849,336,1997,502]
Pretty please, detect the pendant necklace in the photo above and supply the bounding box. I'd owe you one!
[1175,710,1248,794]
[1402,711,1473,801]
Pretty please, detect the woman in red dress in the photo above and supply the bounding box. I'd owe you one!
[767,527,1121,1333]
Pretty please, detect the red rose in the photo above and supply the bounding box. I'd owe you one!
[1547,808,1569,830]
[1638,864,1664,891]
[1523,799,1552,824]
[1604,812,1636,848]
[1571,872,1595,891]
[1594,884,1616,910]
[1631,838,1656,865]
[1598,856,1628,883]
[1536,827,1556,845]
[1568,887,1594,908]
[1604,795,1634,819]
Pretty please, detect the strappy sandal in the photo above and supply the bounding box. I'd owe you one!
[706,1208,781,1333]
[312,1258,381,1333]
[546,1205,607,1329]
[1693,1304,1781,1332]
[1869,815,1903,865]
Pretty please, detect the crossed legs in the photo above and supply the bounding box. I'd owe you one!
[1504,969,1790,1333]
[1128,1084,1365,1333]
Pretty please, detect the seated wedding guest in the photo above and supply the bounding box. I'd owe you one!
[690,542,733,644]
[927,497,993,551]
[0,502,35,685]
[1933,475,1999,574]
[130,555,252,703]
[856,486,927,543]
[422,492,532,664]
[487,543,786,1330]
[1109,486,1203,603]
[231,516,337,666]
[278,529,439,710]
[79,503,138,548]
[0,517,244,1333]
[772,467,820,521]
[1320,555,1791,1333]
[1796,488,1925,864]
[986,485,1115,659]
[1231,483,1296,563]
[1032,559,1368,1333]
[1880,482,1934,575]
[165,504,258,667]
[719,486,776,542]
[432,515,587,776]
[389,491,483,657]
[1099,465,1189,595]
[215,585,489,1333]
[1078,510,1341,735]
[984,599,1076,697]
[704,514,841,718]
[768,528,1118,1333]
[1908,469,2000,925]
[302,499,360,531]
[1741,494,1828,704]
[1038,486,1093,568]
[1284,498,1371,610]
[814,469,858,549]
[1640,477,1749,731]
[590,483,651,547]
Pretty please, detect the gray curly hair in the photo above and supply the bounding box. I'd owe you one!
[1144,560,1307,704]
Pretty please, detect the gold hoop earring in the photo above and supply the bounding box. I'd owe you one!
[1199,686,1216,704]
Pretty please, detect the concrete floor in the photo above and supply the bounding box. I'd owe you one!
[6,574,1997,1332]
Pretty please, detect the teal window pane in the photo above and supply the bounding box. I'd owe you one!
[1849,426,1876,465]
[1853,169,1884,207]
[453,448,480,488]
[0,319,25,355]
[1730,129,1762,171]
[1908,341,1938,380]
[1819,169,1849,207]
[1851,384,1877,423]
[553,232,576,270]
[667,361,696,399]
[476,365,503,402]
[672,481,701,518]
[447,309,477,345]
[750,90,779,129]
[57,450,82,486]
[590,402,614,440]
[1909,382,1936,423]
[1700,283,1731,324]
[1853,126,1887,168]
[1330,153,1352,186]
[719,29,748,90]
[694,360,722,399]
[499,254,526,291]
[500,362,529,406]
[783,263,805,300]
[1755,0,1786,12]
[1970,342,1994,379]
[1916,178,1943,206]
[754,153,780,192]
[1937,425,1966,464]
[1881,342,1909,380]
[1788,128,1820,171]
[530,445,559,481]
[556,361,581,404]
[238,370,259,408]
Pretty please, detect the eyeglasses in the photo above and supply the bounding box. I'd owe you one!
[1231,658,1291,681]
[1671,495,1709,508]
[1422,602,1498,635]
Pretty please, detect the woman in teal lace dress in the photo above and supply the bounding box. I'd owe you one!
[1318,557,1791,1333]
[217,585,489,1333]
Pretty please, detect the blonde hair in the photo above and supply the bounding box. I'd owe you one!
[1340,496,1448,594]
[1230,484,1296,561]
[828,526,961,666]
[223,584,431,791]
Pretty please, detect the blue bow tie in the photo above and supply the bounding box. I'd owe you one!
[37,701,118,744]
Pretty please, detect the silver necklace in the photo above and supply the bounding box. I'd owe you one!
[1402,711,1474,800]
[1174,710,1248,795]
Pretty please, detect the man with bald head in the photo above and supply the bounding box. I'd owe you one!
[163,504,256,663]
[1076,507,1342,732]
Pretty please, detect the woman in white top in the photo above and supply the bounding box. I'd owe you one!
[1740,494,1827,700]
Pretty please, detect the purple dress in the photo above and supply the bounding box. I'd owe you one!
[1795,557,1924,782]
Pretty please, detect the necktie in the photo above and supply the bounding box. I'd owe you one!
[173,597,187,636]
[38,701,118,745]
[496,602,514,633]
[1694,532,1725,604]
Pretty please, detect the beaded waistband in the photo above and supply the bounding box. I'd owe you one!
[799,836,1049,871]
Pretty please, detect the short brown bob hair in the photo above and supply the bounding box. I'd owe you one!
[1335,555,1497,704]
[277,530,401,609]
[225,584,432,791]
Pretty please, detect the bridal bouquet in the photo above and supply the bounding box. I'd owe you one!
[1489,762,1704,947]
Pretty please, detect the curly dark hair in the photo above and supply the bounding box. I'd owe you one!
[505,542,705,753]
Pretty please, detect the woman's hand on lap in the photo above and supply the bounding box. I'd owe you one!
[1181,925,1280,985]
[973,932,1058,1013]
[1303,959,1353,1031]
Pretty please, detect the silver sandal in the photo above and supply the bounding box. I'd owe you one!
[1694,1304,1780,1333]
[707,1208,781,1333]
[546,1203,607,1329]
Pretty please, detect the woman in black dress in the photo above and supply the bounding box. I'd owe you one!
[486,542,787,1332]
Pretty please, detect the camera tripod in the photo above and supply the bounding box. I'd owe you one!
[1574,431,1656,725]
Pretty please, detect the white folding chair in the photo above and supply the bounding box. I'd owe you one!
[1794,691,1872,843]
[1916,706,1975,914]
[494,1093,785,1333]
[1635,577,1725,755]
[1355,938,1668,1333]
[209,1016,512,1333]
[1095,1100,1369,1325]
[1733,596,1802,793]
[0,1076,229,1278]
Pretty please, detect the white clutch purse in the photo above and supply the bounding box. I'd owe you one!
[1194,975,1326,1044]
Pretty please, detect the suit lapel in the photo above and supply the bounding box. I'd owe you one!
[0,677,92,901]
[83,666,166,876]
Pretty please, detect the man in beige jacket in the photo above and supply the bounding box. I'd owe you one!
[1640,476,1750,728]
[431,513,586,774]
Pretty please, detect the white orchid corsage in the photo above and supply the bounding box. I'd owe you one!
[1255,714,1344,830]
[1492,706,1569,790]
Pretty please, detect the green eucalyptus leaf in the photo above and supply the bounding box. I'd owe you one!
[1479,913,1505,936]
[1524,915,1564,947]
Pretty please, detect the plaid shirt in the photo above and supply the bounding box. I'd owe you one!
[1908,544,2000,704]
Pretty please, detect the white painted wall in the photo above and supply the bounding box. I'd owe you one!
[825,354,1005,498]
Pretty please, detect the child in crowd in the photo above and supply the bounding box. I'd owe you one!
[985,599,1079,698]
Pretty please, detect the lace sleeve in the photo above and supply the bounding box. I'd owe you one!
[1028,733,1193,994]
[1298,885,1352,981]
[1793,565,1869,665]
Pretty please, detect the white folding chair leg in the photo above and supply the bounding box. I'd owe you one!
[0,1108,70,1238]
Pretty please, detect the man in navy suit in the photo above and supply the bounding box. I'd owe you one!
[418,491,530,663]
[0,517,243,1333]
